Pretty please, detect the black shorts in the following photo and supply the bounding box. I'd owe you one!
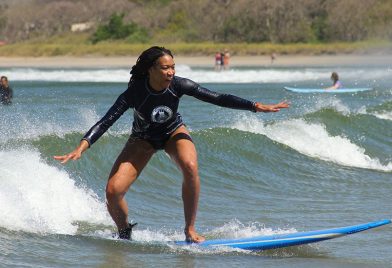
[130,124,193,150]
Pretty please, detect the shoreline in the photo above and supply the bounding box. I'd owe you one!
[1,54,392,68]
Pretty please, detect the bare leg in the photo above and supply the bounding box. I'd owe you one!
[165,126,205,243]
[106,137,155,232]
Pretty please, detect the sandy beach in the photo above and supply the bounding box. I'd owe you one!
[1,54,392,68]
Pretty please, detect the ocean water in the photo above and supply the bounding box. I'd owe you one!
[0,64,391,268]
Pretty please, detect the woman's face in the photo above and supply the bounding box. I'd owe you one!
[148,54,175,91]
[1,78,8,87]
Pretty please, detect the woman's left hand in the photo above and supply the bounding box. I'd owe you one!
[255,100,290,112]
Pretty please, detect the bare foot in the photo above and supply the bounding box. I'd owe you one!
[185,227,205,243]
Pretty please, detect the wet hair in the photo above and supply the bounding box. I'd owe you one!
[129,46,173,82]
[331,72,339,82]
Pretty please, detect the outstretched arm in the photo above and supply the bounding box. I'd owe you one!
[54,92,132,164]
[196,87,290,113]
[181,78,289,112]
[189,85,257,111]
[82,93,131,146]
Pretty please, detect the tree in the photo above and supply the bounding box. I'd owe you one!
[90,13,149,44]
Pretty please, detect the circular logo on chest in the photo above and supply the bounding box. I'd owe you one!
[151,106,173,123]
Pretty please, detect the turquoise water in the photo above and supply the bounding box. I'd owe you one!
[0,65,391,267]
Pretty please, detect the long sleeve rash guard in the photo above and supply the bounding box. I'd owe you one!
[82,76,256,146]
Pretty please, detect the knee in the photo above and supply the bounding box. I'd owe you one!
[106,179,127,201]
[181,160,198,179]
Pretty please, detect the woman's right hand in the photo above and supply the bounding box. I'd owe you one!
[54,139,89,164]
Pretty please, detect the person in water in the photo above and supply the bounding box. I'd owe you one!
[54,46,289,242]
[0,76,13,105]
[326,72,342,90]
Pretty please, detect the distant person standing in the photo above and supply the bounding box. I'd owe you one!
[271,52,277,64]
[0,76,13,105]
[326,72,342,90]
[220,51,225,70]
[214,51,222,71]
[223,49,230,70]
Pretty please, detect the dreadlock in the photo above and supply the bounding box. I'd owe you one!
[129,46,173,83]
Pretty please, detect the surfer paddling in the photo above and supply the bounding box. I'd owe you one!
[326,72,342,90]
[54,46,289,242]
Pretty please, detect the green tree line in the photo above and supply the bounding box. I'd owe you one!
[0,0,391,44]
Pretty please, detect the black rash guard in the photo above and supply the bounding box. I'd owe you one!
[82,76,256,147]
[0,86,13,105]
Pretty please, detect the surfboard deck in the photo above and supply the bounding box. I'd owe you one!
[175,219,391,251]
[284,86,372,93]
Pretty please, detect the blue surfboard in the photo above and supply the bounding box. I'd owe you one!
[175,219,391,251]
[284,86,372,93]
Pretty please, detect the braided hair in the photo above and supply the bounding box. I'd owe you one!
[129,46,173,83]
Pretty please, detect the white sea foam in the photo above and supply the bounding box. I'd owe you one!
[207,219,296,239]
[0,107,100,143]
[0,149,112,234]
[370,111,392,121]
[2,66,389,83]
[130,220,296,254]
[2,68,130,83]
[306,97,352,116]
[315,101,392,121]
[183,69,326,83]
[232,116,392,171]
[357,106,392,121]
